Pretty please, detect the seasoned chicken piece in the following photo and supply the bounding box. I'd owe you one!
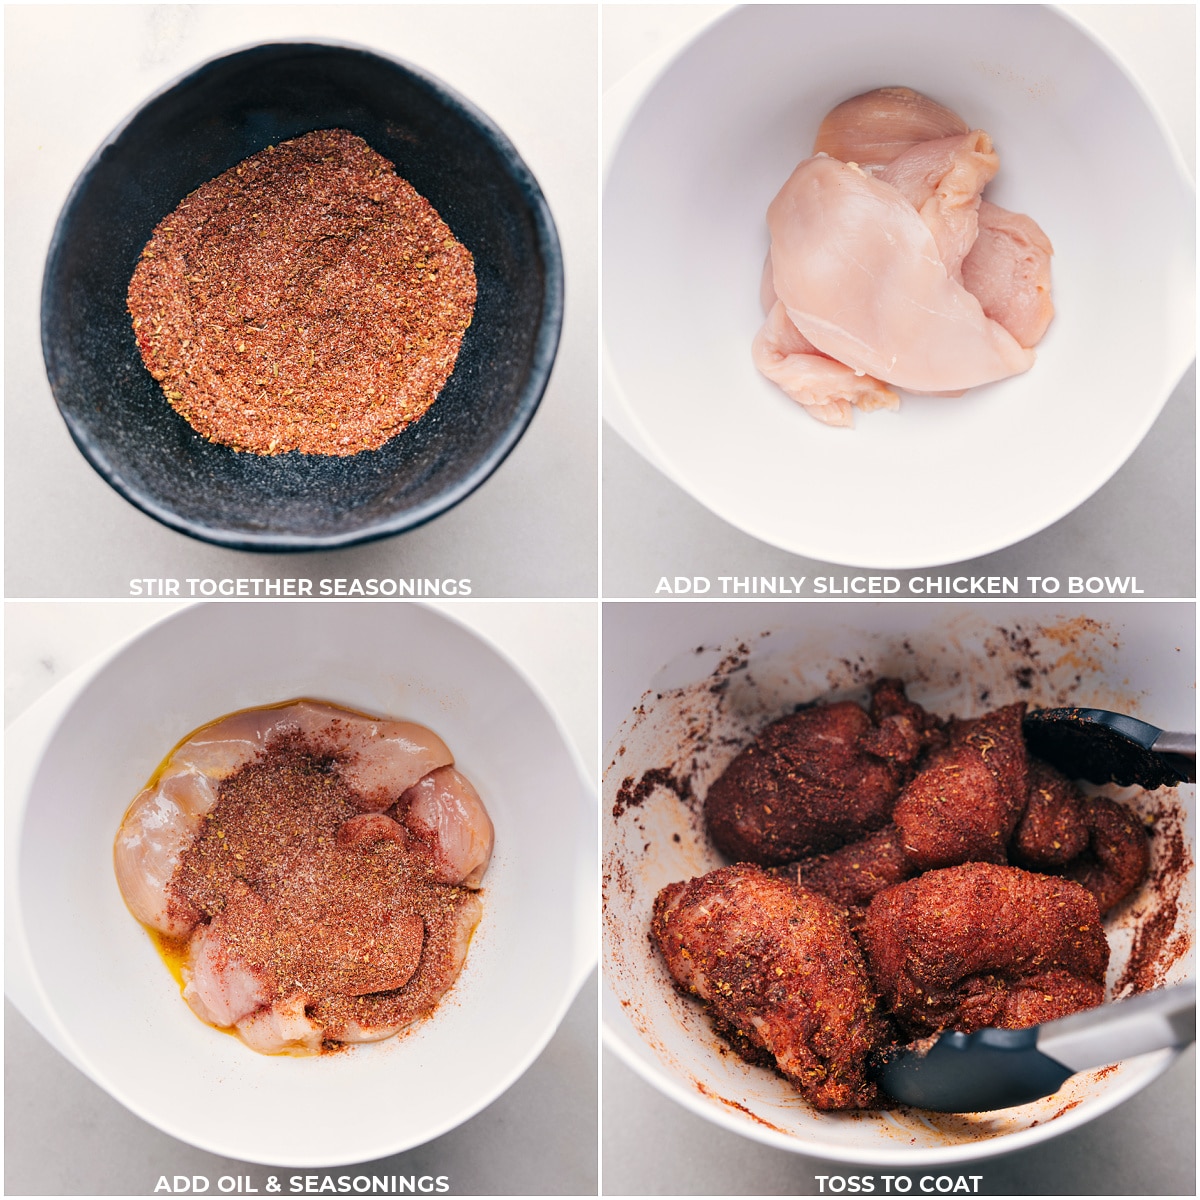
[892,703,1028,871]
[961,200,1055,348]
[705,701,912,864]
[868,677,947,763]
[1066,796,1151,914]
[814,87,969,171]
[791,825,915,923]
[1010,759,1089,869]
[861,863,1109,1035]
[752,301,899,427]
[878,131,999,278]
[767,156,1035,393]
[652,865,888,1110]
[333,891,482,1044]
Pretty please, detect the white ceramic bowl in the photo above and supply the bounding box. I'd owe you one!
[7,602,595,1166]
[604,5,1195,568]
[603,602,1195,1165]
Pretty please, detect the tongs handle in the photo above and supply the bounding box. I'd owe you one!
[1039,981,1196,1073]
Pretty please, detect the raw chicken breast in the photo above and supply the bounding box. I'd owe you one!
[400,766,495,887]
[768,156,1035,392]
[814,87,968,170]
[237,995,324,1056]
[752,301,899,427]
[182,888,272,1027]
[177,701,454,811]
[961,200,1055,348]
[113,779,209,936]
[879,131,998,278]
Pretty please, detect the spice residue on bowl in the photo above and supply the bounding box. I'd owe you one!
[114,700,494,1054]
[127,129,476,456]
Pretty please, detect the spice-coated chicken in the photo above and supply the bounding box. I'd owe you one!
[860,862,1109,1036]
[704,680,940,865]
[1010,759,1090,869]
[892,703,1028,870]
[789,825,915,925]
[651,864,889,1110]
[1066,795,1151,914]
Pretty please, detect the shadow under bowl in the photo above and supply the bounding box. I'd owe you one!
[42,41,563,551]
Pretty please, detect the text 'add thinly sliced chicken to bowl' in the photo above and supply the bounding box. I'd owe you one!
[756,88,1053,428]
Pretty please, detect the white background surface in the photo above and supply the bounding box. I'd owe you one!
[602,3,1196,595]
[4,4,599,598]
[4,599,598,1195]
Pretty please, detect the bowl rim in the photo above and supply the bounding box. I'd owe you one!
[8,600,598,1165]
[601,996,1179,1168]
[40,37,565,553]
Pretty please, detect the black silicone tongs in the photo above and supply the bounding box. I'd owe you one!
[1023,708,1196,788]
[878,982,1196,1112]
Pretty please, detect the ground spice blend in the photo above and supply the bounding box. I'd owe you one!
[166,732,480,1046]
[127,129,476,456]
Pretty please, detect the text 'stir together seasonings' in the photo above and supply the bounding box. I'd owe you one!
[127,129,477,457]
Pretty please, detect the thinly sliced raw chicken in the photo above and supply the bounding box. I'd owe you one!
[113,781,208,935]
[768,156,1035,392]
[182,889,272,1027]
[400,766,495,887]
[961,200,1055,348]
[174,702,454,811]
[313,712,455,811]
[814,87,968,170]
[752,301,899,427]
[237,995,325,1055]
[879,131,998,278]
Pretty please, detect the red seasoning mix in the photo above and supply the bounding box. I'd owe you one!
[127,129,476,456]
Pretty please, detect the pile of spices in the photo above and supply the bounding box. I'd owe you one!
[127,129,476,456]
[166,731,479,1047]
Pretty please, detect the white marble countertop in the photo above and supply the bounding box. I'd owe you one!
[4,599,598,1195]
[5,4,598,598]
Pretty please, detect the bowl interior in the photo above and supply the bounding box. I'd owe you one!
[18,603,593,1165]
[42,42,562,550]
[604,5,1195,567]
[602,602,1195,1165]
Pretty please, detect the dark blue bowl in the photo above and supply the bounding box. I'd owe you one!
[41,41,563,551]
